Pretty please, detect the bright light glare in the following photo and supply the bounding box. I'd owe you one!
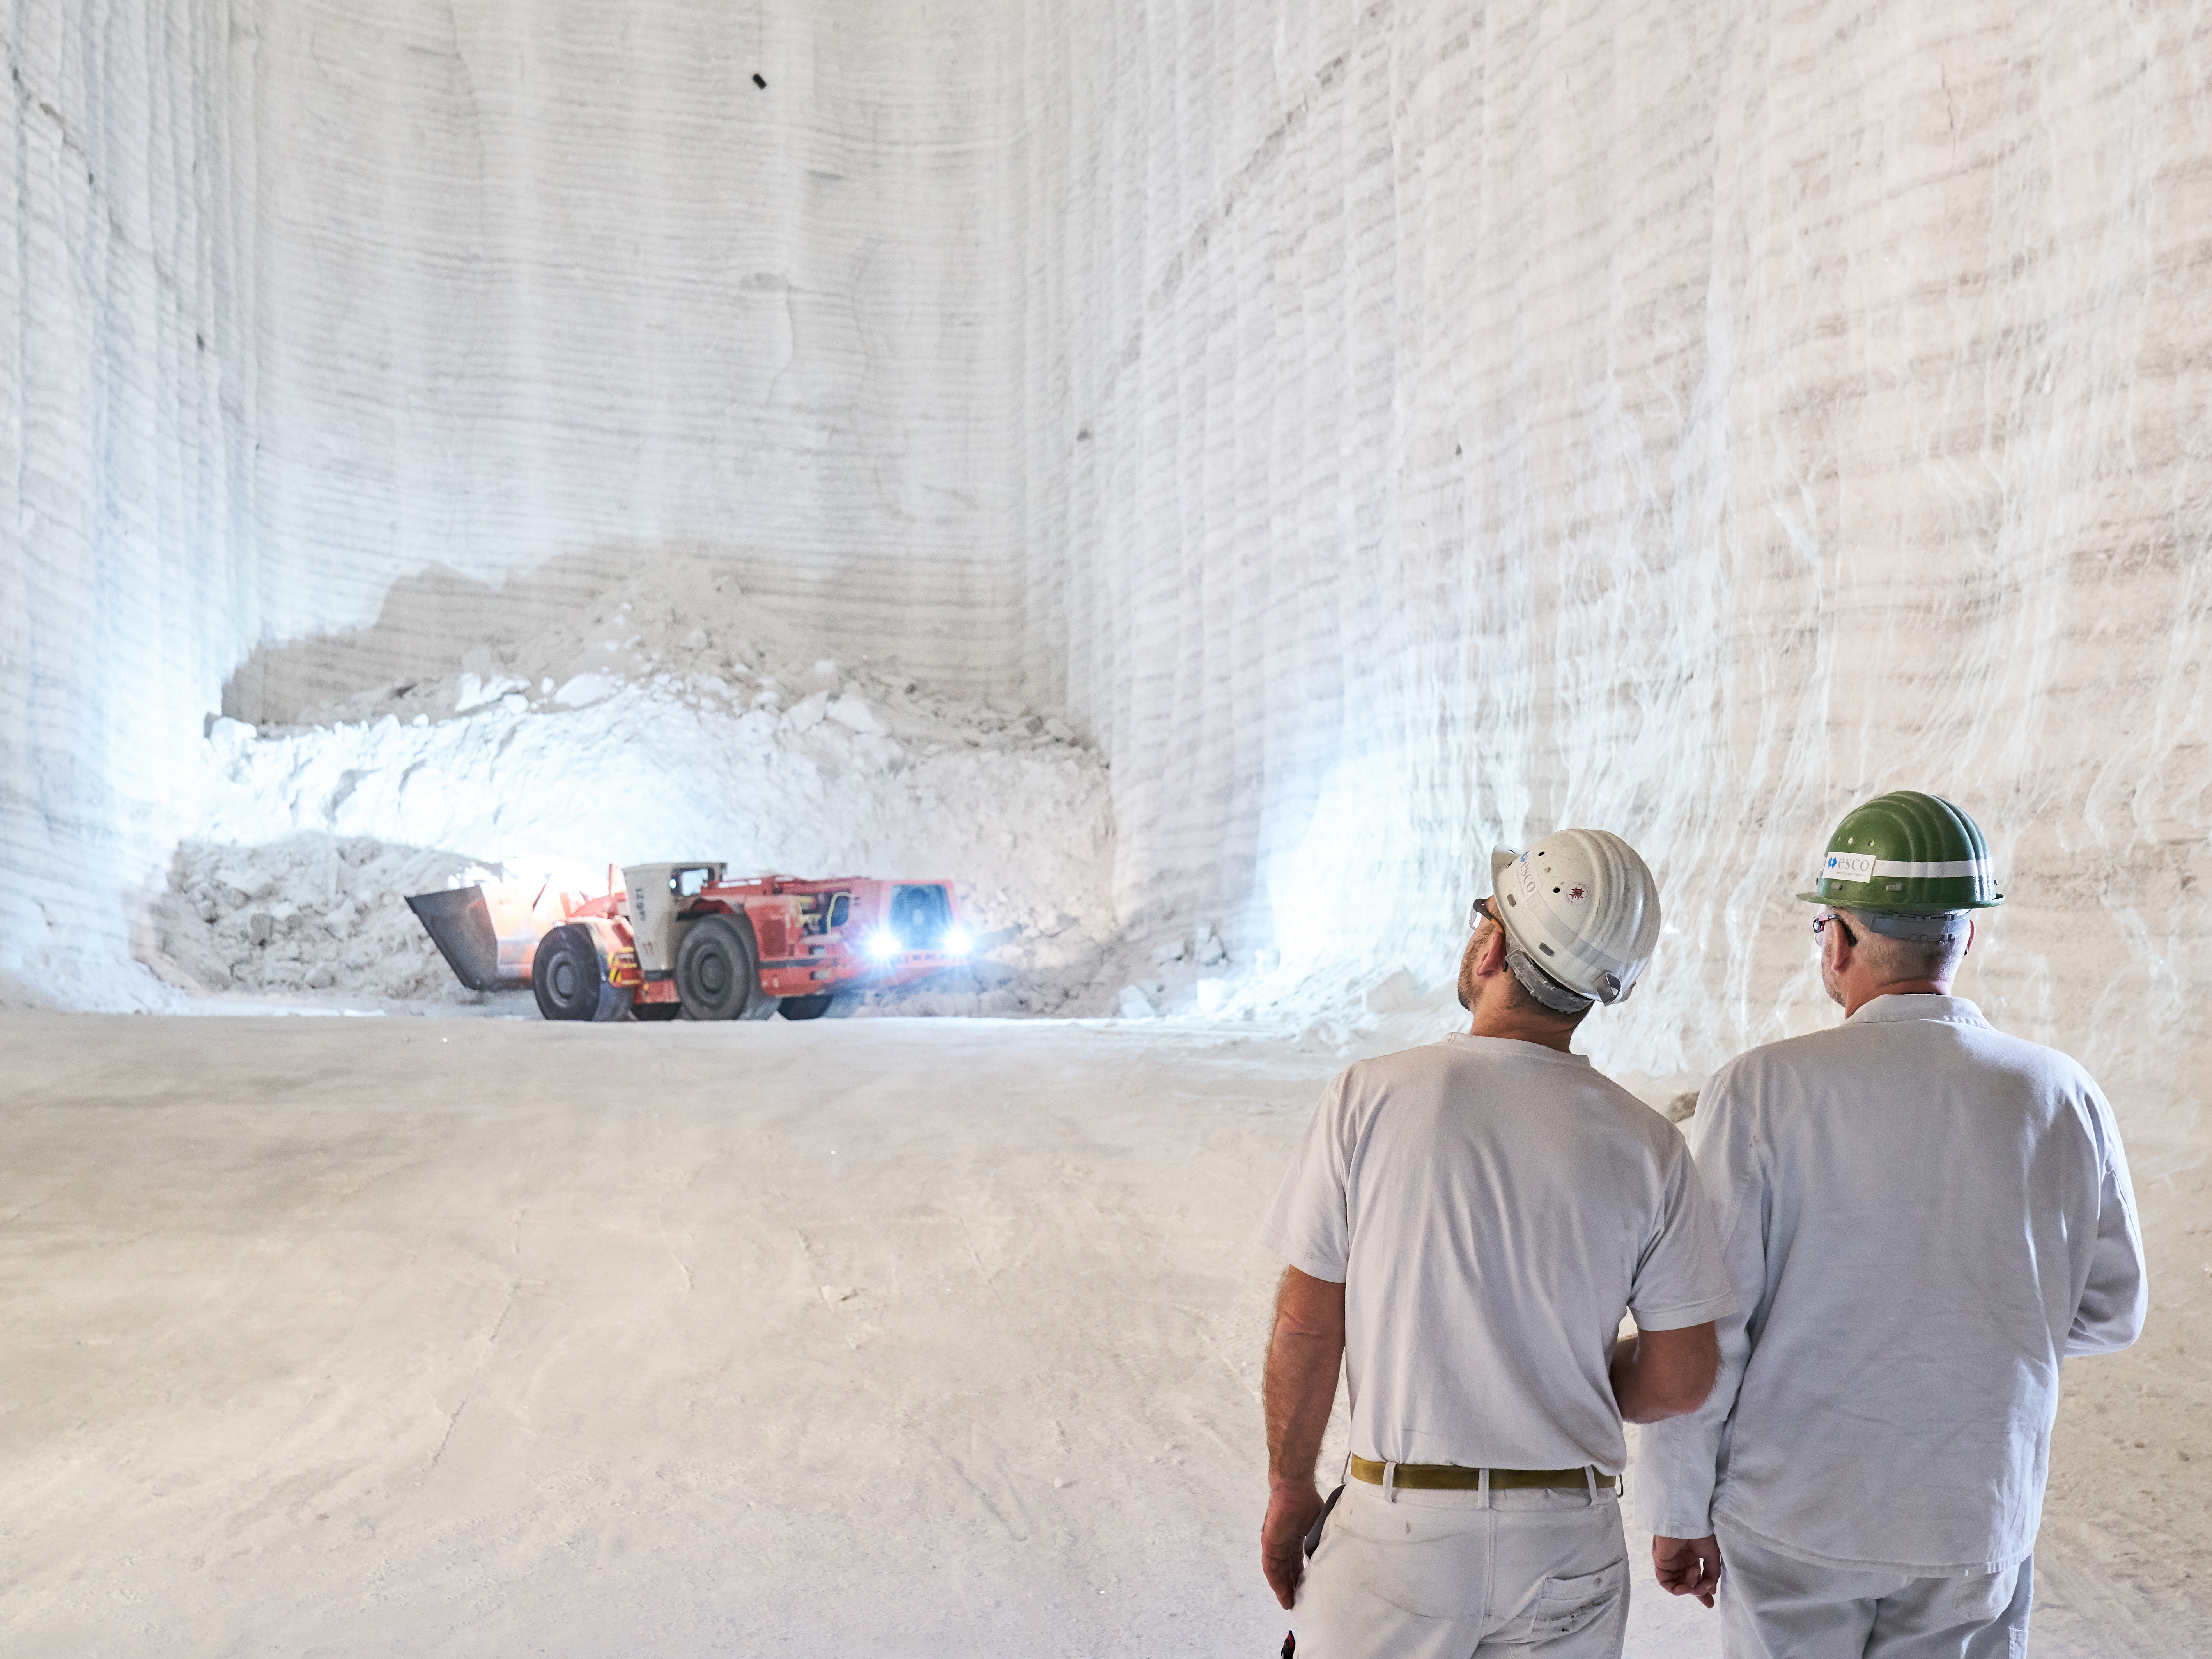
[867,931,902,960]
[460,855,603,896]
[943,926,972,956]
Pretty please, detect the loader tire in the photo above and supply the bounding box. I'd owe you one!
[778,993,834,1021]
[676,913,758,1020]
[534,924,629,1023]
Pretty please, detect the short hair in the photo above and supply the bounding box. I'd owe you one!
[1839,910,1969,984]
[1462,918,1590,1029]
[1500,965,1592,1029]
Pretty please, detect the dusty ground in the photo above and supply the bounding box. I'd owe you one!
[0,1014,2202,1655]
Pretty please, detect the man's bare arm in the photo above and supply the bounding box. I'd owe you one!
[1610,1321,1718,1423]
[1260,1266,1346,1610]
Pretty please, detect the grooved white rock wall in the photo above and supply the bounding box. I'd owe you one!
[1022,0,2212,1140]
[4,0,1027,1003]
[242,0,1025,699]
[2,2,255,1004]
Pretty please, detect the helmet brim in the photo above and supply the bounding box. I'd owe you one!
[1797,887,2003,911]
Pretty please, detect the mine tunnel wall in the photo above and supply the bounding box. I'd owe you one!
[1016,0,2212,1144]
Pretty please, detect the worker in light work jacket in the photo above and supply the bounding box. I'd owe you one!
[1258,829,1738,1657]
[1636,790,2148,1658]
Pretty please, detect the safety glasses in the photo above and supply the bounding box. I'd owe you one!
[1468,896,1498,931]
[1811,911,1857,946]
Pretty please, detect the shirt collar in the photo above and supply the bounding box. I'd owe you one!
[1442,1032,1594,1065]
[1845,993,1990,1030]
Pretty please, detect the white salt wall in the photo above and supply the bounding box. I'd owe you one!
[1019,0,2212,1145]
[240,0,1027,700]
[1,2,255,1005]
[4,0,1028,1002]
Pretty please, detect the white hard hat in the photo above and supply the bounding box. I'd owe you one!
[1487,829,1663,1011]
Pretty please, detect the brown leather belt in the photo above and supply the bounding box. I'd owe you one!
[1349,1455,1616,1491]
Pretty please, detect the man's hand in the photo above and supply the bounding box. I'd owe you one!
[1261,1480,1324,1609]
[1652,1534,1723,1607]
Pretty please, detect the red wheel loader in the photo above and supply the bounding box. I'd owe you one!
[406,864,970,1021]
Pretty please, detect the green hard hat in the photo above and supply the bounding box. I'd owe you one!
[1796,790,2004,913]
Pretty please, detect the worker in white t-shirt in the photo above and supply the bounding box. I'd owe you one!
[1635,791,2148,1658]
[1259,830,1738,1658]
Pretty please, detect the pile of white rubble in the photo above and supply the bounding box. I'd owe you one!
[154,836,482,1002]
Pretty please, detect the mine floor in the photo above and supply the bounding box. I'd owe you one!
[2,1015,2202,1655]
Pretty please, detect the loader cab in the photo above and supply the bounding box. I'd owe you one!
[622,861,725,978]
[887,883,955,950]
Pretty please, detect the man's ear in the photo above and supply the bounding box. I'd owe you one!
[1963,917,1976,957]
[1475,922,1509,977]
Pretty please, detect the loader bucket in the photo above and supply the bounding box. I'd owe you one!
[407,886,519,991]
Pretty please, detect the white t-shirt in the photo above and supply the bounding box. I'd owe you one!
[1259,1034,1736,1475]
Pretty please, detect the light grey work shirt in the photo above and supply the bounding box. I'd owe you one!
[1634,995,2147,1574]
[1261,1034,1736,1476]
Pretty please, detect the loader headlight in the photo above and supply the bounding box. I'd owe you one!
[942,926,971,957]
[867,931,901,960]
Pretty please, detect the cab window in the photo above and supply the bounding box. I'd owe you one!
[890,884,951,946]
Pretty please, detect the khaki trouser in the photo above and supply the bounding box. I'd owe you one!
[1716,1520,2032,1659]
[1295,1478,1629,1657]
